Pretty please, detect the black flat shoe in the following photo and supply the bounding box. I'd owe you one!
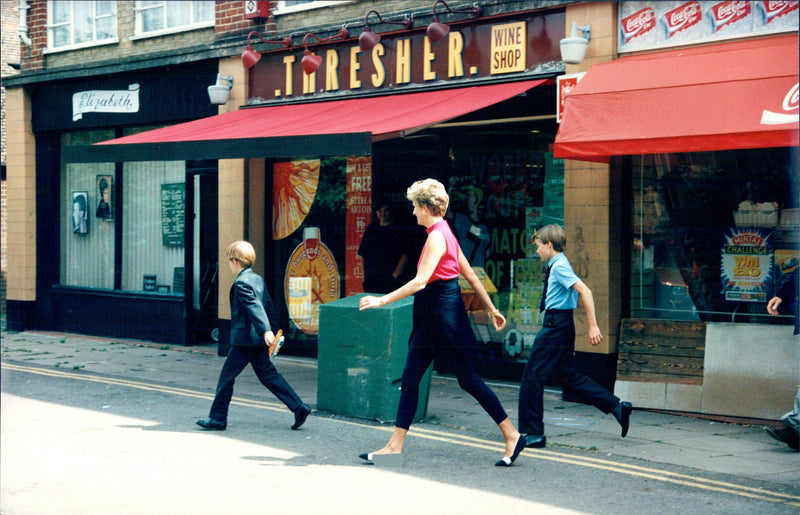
[292,404,311,430]
[196,418,226,430]
[495,435,526,467]
[618,401,632,438]
[359,453,403,466]
[524,434,546,448]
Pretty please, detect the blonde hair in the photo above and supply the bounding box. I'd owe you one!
[533,224,566,252]
[226,240,256,267]
[406,178,449,216]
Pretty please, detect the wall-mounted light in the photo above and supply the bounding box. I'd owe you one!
[359,10,413,51]
[426,0,482,43]
[301,28,349,75]
[241,31,293,69]
[560,21,591,65]
[207,73,233,105]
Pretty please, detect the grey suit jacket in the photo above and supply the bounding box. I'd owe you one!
[229,267,278,346]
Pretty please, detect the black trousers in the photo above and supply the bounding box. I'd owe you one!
[396,279,508,430]
[209,345,303,423]
[518,310,619,435]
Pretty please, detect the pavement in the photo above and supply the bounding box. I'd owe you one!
[1,329,798,489]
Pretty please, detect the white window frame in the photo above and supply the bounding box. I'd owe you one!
[46,1,118,53]
[273,1,354,16]
[132,1,215,40]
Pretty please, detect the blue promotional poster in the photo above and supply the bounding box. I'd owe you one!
[720,227,773,303]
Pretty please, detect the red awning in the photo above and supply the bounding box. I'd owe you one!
[554,35,799,162]
[99,79,547,146]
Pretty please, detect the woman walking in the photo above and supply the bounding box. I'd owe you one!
[359,179,524,467]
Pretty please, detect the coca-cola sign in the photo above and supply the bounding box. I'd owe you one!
[761,83,800,125]
[621,7,656,42]
[708,1,751,31]
[663,2,703,38]
[618,1,798,53]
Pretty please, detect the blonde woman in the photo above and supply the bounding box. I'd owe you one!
[359,179,524,467]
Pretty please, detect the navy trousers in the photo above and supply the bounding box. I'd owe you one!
[519,309,619,435]
[209,345,303,423]
[395,279,508,430]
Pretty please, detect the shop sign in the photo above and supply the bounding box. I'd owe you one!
[248,12,564,101]
[761,82,800,125]
[618,1,799,53]
[72,83,140,121]
[556,72,585,123]
[720,227,773,302]
[345,157,372,296]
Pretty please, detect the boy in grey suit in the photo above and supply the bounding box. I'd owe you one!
[197,241,311,430]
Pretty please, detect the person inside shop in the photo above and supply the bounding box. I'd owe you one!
[358,179,526,467]
[452,185,491,269]
[96,177,112,219]
[72,193,88,234]
[518,224,632,449]
[197,240,311,432]
[358,199,409,293]
[763,266,799,451]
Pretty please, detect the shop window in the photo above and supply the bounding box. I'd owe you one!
[630,149,798,325]
[61,129,186,295]
[121,161,185,293]
[61,131,116,289]
[134,1,214,37]
[47,1,117,51]
[274,1,354,15]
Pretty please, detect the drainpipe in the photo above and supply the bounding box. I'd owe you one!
[19,0,32,47]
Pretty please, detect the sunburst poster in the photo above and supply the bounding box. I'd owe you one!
[272,159,320,240]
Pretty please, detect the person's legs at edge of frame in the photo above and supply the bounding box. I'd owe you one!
[765,387,800,451]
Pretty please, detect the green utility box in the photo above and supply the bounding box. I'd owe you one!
[317,294,431,423]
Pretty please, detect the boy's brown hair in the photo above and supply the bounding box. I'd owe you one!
[533,224,566,252]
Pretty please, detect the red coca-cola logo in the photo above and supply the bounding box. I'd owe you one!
[761,83,800,125]
[664,2,702,37]
[709,1,751,30]
[621,7,656,42]
[762,0,800,21]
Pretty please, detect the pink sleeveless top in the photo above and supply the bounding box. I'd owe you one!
[419,220,460,282]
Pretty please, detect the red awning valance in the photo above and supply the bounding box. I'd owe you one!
[100,79,547,146]
[554,35,799,162]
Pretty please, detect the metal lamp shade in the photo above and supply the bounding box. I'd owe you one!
[359,29,381,51]
[427,19,450,43]
[241,46,261,69]
[302,51,323,75]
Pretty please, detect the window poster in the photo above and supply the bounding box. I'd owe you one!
[720,227,773,302]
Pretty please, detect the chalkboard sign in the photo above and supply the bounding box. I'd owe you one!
[160,183,185,247]
[173,267,185,295]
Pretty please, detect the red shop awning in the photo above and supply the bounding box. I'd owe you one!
[64,79,547,163]
[554,35,799,162]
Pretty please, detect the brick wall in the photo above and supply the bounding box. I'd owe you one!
[1,0,22,323]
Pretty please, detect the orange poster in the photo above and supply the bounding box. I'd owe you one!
[346,157,372,296]
[272,159,320,240]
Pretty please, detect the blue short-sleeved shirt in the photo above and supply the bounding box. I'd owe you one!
[543,252,579,310]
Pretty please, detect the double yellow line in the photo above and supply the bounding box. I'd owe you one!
[4,361,799,507]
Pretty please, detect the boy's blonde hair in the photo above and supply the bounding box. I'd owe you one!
[406,178,449,217]
[226,240,256,267]
[533,224,566,252]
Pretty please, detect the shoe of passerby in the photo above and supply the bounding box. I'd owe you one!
[764,425,799,451]
[196,418,226,430]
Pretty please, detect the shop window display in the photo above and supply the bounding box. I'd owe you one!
[61,129,185,295]
[630,148,798,326]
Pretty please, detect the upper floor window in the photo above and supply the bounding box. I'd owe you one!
[48,1,117,50]
[135,1,214,36]
[274,1,354,15]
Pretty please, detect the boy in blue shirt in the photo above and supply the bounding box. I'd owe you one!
[519,224,631,448]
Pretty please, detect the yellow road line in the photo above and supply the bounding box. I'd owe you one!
[4,361,798,507]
